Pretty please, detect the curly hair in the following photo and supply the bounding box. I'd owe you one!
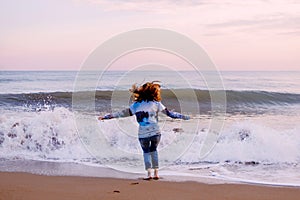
[130,81,161,102]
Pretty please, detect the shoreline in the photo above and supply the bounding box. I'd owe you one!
[1,172,300,200]
[1,159,300,187]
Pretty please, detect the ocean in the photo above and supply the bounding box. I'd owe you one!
[0,70,300,186]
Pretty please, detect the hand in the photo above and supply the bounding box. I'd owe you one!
[98,114,112,120]
[98,116,104,120]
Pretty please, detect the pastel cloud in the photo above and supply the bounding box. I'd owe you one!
[83,0,300,37]
[0,0,299,70]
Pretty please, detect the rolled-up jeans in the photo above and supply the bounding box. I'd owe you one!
[139,134,161,170]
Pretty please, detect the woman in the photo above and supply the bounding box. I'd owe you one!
[98,81,190,180]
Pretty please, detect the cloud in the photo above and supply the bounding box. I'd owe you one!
[277,30,300,36]
[83,0,210,13]
[207,14,300,28]
[85,0,300,32]
[206,14,300,36]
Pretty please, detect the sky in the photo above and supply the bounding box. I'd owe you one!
[0,0,299,71]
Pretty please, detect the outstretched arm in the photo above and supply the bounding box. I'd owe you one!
[162,108,190,120]
[98,108,132,120]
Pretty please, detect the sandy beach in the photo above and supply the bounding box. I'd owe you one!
[0,172,299,200]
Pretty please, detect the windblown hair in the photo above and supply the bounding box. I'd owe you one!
[130,81,161,102]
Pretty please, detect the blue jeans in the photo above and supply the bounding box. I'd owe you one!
[139,134,161,170]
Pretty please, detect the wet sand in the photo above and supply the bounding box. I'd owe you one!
[1,172,300,200]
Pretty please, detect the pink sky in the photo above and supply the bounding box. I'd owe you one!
[0,0,299,71]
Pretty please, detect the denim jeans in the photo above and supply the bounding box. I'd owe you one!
[139,134,161,170]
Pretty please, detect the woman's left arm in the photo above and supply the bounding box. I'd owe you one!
[162,108,190,120]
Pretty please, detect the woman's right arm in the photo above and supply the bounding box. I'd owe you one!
[98,108,132,120]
